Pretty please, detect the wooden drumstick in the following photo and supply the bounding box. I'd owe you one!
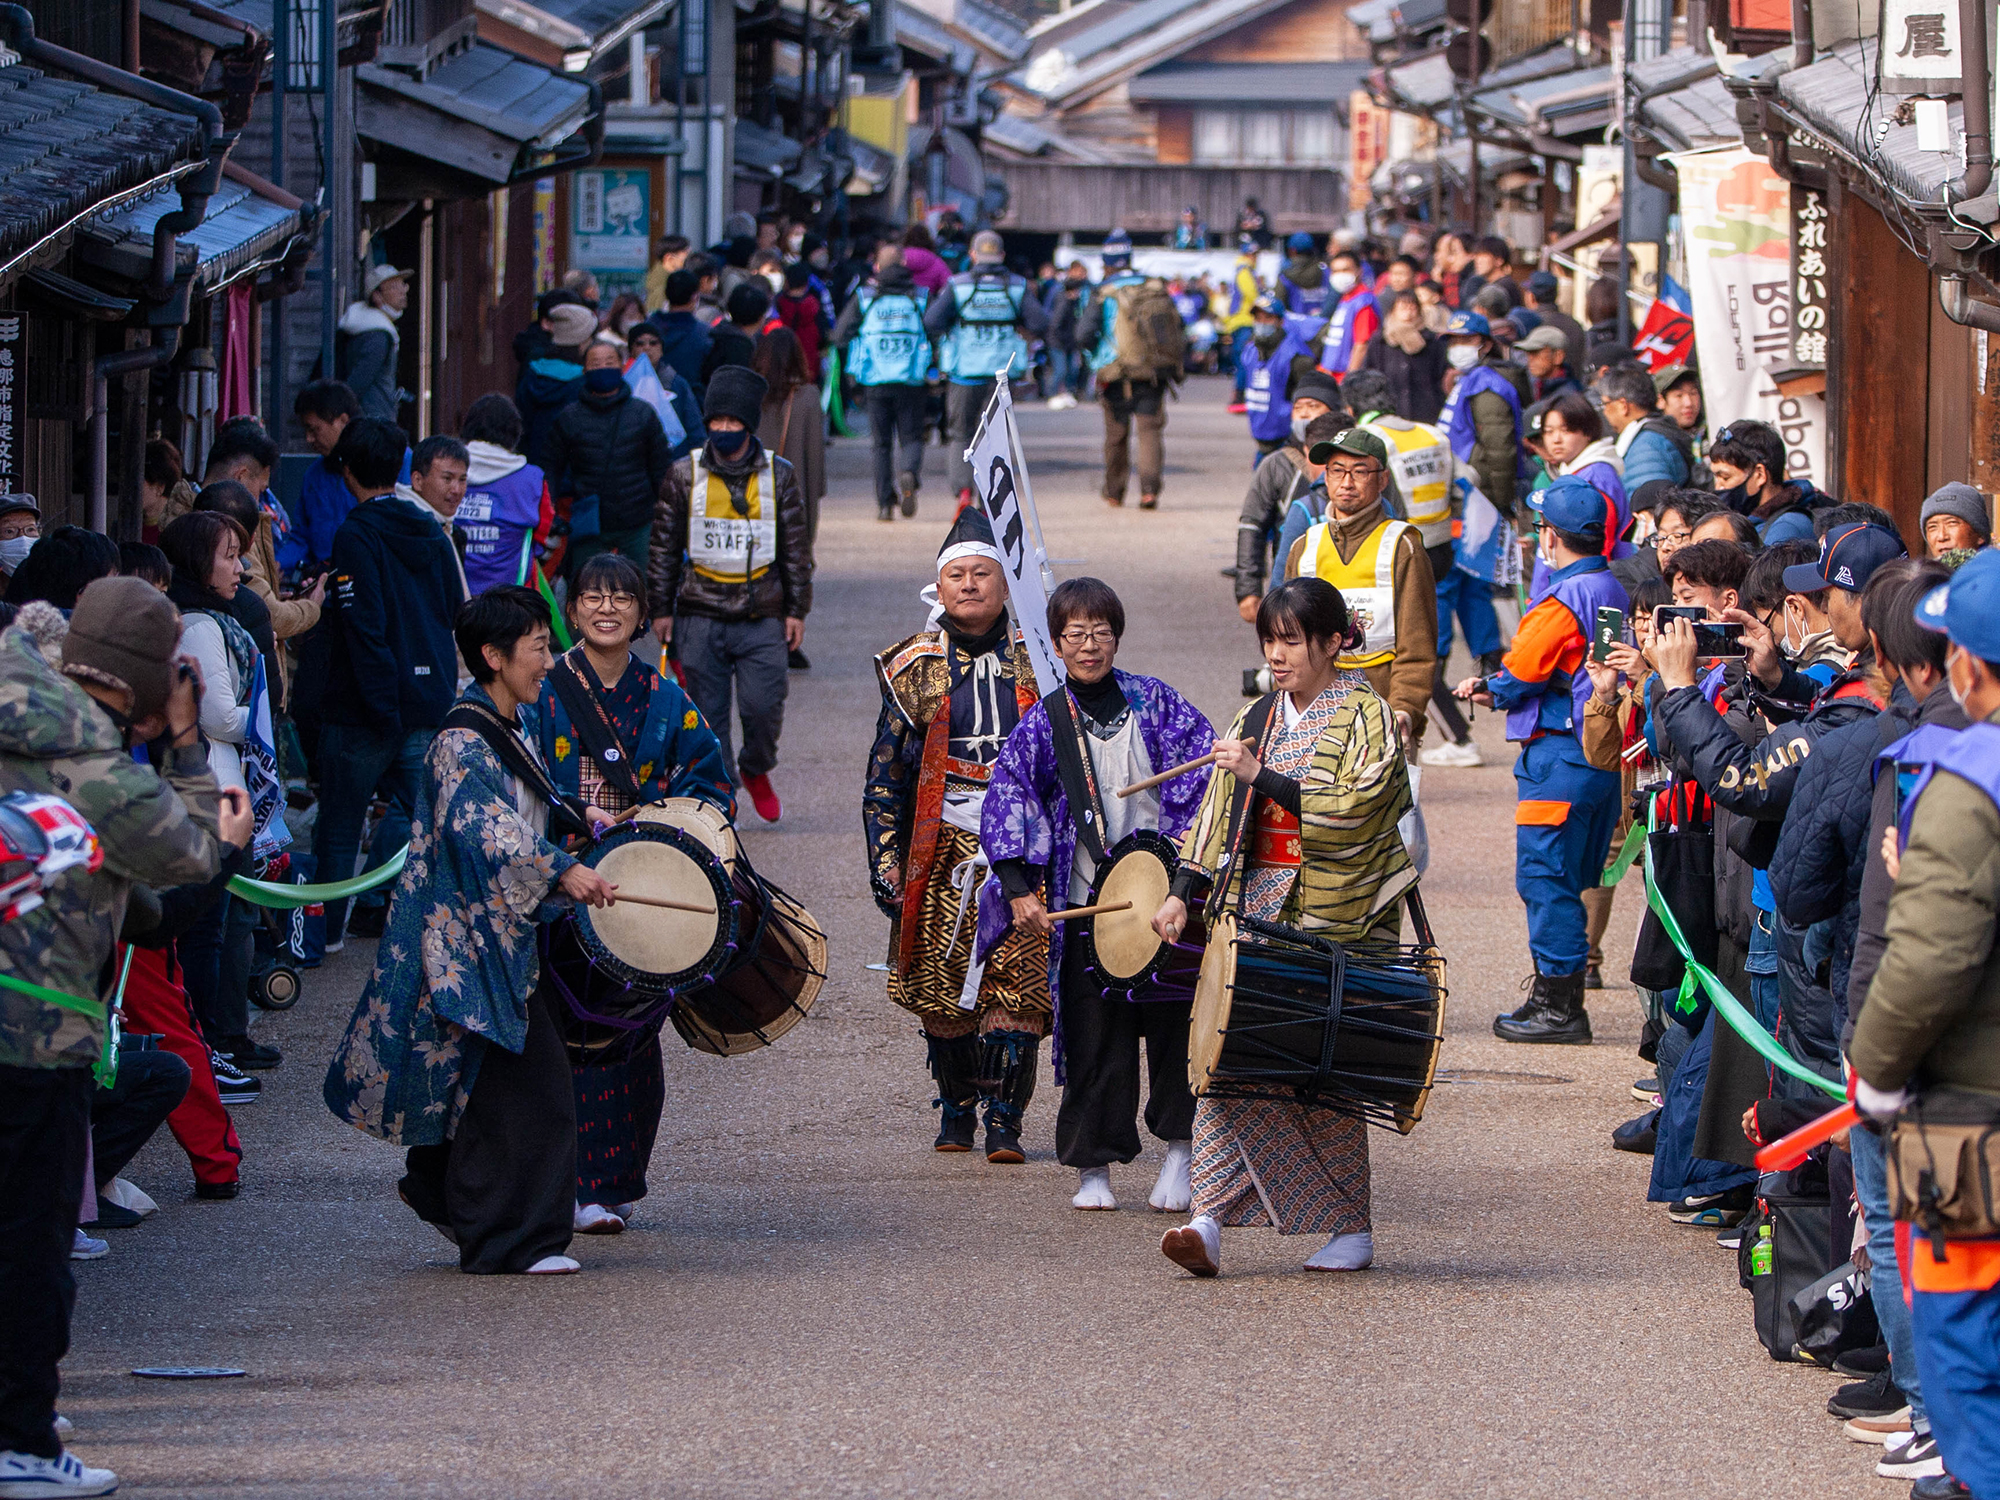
[1116,737,1257,798]
[605,893,718,915]
[1045,900,1134,923]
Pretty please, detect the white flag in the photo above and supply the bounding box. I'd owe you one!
[966,382,1061,696]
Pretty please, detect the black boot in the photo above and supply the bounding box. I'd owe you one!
[977,1029,1040,1163]
[1493,970,1593,1044]
[925,1033,980,1152]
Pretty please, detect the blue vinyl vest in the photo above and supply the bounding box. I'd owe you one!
[1279,269,1329,318]
[1877,721,1999,844]
[939,270,1028,383]
[1439,362,1524,463]
[848,287,930,386]
[1504,559,1628,742]
[1317,285,1377,375]
[1240,332,1310,444]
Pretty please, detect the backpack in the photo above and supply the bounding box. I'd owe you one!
[1100,277,1187,384]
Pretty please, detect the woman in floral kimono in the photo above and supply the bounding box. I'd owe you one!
[324,586,616,1276]
[537,552,732,1235]
[976,578,1214,1215]
[1151,577,1416,1278]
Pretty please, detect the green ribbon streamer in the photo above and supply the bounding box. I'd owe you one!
[0,968,105,1021]
[1603,821,1645,887]
[822,350,854,437]
[95,949,134,1090]
[0,948,133,1088]
[535,565,573,651]
[1639,807,1844,1099]
[228,846,409,909]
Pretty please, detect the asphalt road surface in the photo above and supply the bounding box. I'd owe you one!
[70,379,1875,1498]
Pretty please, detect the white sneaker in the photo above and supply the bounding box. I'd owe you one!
[572,1203,625,1235]
[523,1255,580,1274]
[1071,1167,1116,1210]
[1045,393,1076,411]
[49,1421,68,1439]
[0,1449,119,1497]
[1304,1230,1375,1271]
[1419,738,1483,768]
[1148,1140,1192,1212]
[69,1231,106,1262]
[100,1179,156,1218]
[1160,1213,1221,1277]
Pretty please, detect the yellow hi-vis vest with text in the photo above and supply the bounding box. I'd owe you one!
[687,450,777,584]
[1299,517,1409,669]
[1363,417,1453,546]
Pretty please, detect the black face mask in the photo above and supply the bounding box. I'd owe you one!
[1252,325,1283,351]
[707,425,749,457]
[1717,481,1749,513]
[583,367,624,394]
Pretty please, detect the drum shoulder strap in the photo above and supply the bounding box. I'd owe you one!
[1217,693,1281,906]
[550,656,646,806]
[442,702,592,842]
[1044,689,1109,869]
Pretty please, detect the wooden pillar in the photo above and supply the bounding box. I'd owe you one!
[1971,324,2000,535]
[1833,190,1931,544]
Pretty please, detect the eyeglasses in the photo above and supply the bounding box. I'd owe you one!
[1058,626,1117,647]
[1326,463,1384,481]
[1655,528,1693,546]
[577,591,638,610]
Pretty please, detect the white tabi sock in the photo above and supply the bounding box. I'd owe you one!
[1149,1140,1192,1212]
[1304,1231,1374,1272]
[523,1254,581,1275]
[1072,1166,1116,1210]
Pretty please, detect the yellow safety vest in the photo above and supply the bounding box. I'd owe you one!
[687,451,777,584]
[1299,517,1410,669]
[1363,418,1453,543]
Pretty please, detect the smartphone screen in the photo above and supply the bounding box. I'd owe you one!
[1653,605,1745,659]
[1591,606,1625,663]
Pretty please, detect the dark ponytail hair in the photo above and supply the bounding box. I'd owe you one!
[1255,577,1363,654]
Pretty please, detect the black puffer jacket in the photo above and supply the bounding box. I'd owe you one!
[1844,679,1968,1036]
[647,437,812,624]
[1767,682,1909,1075]
[1652,664,1880,836]
[545,383,674,535]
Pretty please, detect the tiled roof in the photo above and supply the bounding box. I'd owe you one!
[0,61,203,270]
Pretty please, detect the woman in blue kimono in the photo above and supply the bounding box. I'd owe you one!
[976,578,1215,1215]
[537,552,734,1234]
[324,586,617,1276]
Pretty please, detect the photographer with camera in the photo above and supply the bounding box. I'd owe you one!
[0,576,252,1497]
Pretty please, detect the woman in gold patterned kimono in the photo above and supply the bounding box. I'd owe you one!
[1151,577,1416,1277]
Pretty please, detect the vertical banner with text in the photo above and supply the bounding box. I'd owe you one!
[0,312,18,494]
[1667,147,1827,488]
[966,381,1061,695]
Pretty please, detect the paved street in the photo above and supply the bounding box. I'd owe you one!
[71,380,1871,1499]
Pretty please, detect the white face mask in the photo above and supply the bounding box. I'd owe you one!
[1290,415,1310,444]
[1446,343,1479,371]
[764,271,784,292]
[1330,271,1358,294]
[0,535,31,570]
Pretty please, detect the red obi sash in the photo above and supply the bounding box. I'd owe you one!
[1251,801,1302,868]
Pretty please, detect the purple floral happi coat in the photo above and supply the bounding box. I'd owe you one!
[975,670,1215,1018]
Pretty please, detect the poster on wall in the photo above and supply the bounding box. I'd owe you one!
[1665,145,1827,489]
[569,168,651,298]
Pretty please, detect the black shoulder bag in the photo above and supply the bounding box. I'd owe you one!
[1043,688,1111,870]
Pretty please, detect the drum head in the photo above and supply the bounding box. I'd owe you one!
[1091,843,1172,982]
[582,826,732,988]
[1188,913,1238,1094]
[636,797,738,865]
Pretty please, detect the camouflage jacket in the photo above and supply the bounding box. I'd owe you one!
[0,626,224,1069]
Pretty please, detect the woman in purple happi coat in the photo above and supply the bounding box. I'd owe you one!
[976,578,1215,1214]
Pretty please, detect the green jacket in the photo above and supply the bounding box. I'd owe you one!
[0,624,224,1070]
[1852,708,2000,1096]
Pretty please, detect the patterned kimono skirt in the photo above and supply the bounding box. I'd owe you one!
[888,821,1050,1033]
[573,1034,665,1208]
[1190,690,1382,1238]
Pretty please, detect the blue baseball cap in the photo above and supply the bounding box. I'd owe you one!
[1445,310,1490,338]
[1781,522,1907,595]
[1915,547,2000,658]
[1287,231,1316,253]
[1529,476,1608,538]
